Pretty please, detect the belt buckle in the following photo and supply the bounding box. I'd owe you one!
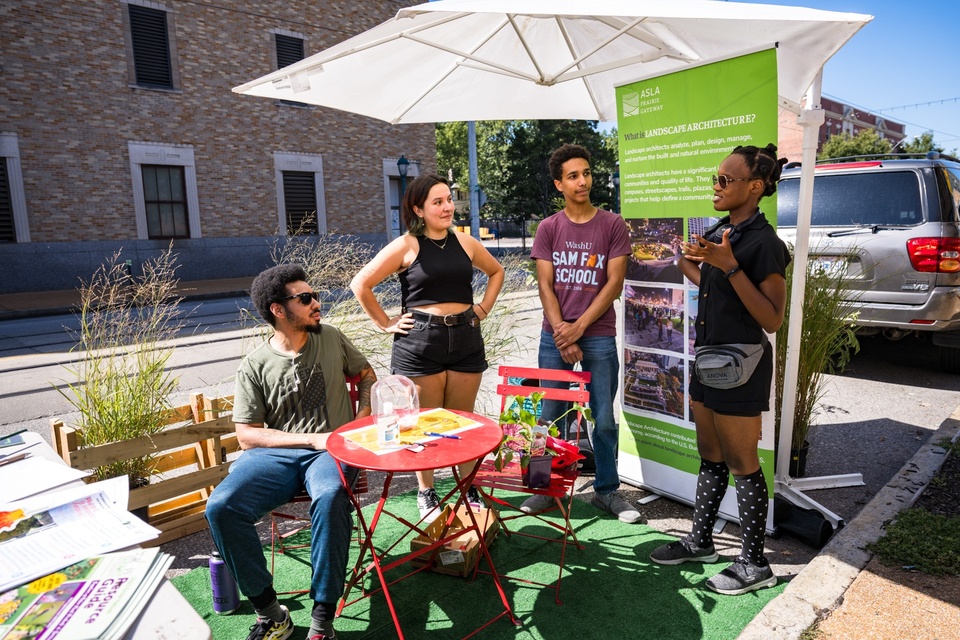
[443,313,458,326]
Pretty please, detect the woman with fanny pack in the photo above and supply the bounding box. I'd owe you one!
[649,144,791,595]
[351,173,504,521]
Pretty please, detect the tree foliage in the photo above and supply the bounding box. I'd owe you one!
[900,131,944,155]
[818,129,892,160]
[436,120,619,228]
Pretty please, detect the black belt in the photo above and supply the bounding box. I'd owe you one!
[409,309,478,327]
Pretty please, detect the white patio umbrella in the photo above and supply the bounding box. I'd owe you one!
[234,0,868,124]
[235,0,873,523]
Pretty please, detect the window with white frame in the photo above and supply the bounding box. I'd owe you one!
[128,142,201,239]
[122,0,180,91]
[274,153,325,235]
[0,133,29,243]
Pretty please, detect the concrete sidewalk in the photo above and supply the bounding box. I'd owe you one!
[3,276,957,639]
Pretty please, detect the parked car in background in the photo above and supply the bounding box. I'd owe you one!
[777,152,960,372]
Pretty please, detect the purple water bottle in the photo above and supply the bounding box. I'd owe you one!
[209,551,240,615]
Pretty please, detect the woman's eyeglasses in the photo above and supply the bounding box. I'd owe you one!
[712,174,755,189]
[279,291,321,306]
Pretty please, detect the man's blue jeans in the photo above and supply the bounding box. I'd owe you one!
[539,331,621,495]
[205,447,356,604]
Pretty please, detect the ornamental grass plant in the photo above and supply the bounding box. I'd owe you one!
[774,259,860,454]
[57,246,185,484]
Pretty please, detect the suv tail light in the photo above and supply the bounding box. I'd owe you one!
[907,238,960,273]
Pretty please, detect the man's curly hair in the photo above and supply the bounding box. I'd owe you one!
[548,143,592,181]
[250,264,307,326]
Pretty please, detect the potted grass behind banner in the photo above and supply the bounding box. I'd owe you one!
[56,247,185,513]
[494,392,591,488]
[774,259,860,477]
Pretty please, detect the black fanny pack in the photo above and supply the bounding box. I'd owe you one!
[694,334,768,389]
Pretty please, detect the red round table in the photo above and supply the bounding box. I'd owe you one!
[326,410,518,638]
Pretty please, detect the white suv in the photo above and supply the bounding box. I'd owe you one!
[776,152,960,372]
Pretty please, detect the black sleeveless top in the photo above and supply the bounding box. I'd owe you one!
[399,233,474,307]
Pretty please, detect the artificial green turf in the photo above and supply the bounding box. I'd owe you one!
[173,483,785,639]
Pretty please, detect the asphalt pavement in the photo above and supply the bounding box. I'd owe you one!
[1,271,958,639]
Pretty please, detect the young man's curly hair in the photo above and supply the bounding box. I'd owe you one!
[250,264,308,326]
[548,143,592,181]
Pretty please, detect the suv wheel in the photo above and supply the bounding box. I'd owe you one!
[938,346,960,374]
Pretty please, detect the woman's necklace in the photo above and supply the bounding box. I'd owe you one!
[426,233,447,250]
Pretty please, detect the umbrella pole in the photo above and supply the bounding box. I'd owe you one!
[775,70,862,529]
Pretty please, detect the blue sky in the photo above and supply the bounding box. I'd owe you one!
[739,0,959,148]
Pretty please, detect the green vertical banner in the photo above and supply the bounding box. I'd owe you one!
[615,49,778,529]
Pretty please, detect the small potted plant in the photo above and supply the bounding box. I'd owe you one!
[493,392,591,487]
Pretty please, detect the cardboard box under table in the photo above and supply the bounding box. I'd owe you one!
[410,504,499,577]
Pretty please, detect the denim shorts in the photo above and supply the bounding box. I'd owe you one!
[690,342,773,417]
[391,309,487,376]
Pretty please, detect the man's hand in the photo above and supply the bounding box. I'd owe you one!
[560,343,582,365]
[552,320,584,351]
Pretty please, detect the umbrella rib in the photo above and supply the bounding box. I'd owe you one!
[400,32,540,84]
[506,14,548,83]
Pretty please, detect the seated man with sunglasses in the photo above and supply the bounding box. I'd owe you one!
[206,264,376,640]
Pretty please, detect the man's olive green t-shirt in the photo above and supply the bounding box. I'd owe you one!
[233,326,369,433]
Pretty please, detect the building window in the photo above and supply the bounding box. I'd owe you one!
[0,133,29,243]
[274,32,308,107]
[142,165,189,238]
[128,142,201,239]
[123,1,180,90]
[274,153,325,235]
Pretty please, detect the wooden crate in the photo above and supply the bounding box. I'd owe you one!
[50,393,241,547]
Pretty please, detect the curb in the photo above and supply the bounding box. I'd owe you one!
[738,406,960,639]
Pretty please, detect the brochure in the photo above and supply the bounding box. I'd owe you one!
[0,548,173,640]
[0,479,159,594]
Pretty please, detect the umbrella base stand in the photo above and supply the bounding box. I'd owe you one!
[775,472,863,529]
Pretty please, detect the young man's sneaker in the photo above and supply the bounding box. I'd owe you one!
[246,605,293,640]
[519,493,555,514]
[466,486,483,507]
[649,536,719,565]
[417,487,441,522]
[705,557,777,595]
[591,491,644,524]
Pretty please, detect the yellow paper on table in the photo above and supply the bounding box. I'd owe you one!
[341,408,483,455]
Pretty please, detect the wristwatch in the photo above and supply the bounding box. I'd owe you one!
[723,265,741,280]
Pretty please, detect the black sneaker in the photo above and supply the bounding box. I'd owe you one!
[649,536,719,565]
[706,557,777,595]
[417,487,441,521]
[467,486,483,507]
[246,605,293,640]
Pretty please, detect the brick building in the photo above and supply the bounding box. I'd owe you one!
[0,0,434,293]
[778,96,906,162]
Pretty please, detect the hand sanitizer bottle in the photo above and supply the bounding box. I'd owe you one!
[377,401,400,449]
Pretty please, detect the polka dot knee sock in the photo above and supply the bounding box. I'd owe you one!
[734,468,769,566]
[690,459,729,548]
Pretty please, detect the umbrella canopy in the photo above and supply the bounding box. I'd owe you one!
[234,0,871,124]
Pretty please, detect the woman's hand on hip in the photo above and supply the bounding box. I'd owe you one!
[383,311,414,334]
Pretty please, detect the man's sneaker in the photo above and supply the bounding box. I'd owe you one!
[417,487,441,522]
[519,493,555,514]
[649,536,719,565]
[705,557,777,595]
[466,486,483,507]
[246,605,293,640]
[591,491,644,524]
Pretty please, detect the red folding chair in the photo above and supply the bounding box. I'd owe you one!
[471,365,591,605]
[270,373,367,594]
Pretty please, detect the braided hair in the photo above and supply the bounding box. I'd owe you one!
[731,143,788,199]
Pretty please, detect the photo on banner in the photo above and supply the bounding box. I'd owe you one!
[615,48,779,529]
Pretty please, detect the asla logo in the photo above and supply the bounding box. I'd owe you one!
[639,86,660,98]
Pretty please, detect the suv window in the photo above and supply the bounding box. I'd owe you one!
[778,171,923,227]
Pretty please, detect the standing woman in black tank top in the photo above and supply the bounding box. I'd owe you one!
[351,173,504,520]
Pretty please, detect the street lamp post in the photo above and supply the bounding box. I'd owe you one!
[612,162,620,214]
[396,155,410,237]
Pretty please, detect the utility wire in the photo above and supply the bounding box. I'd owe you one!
[878,96,960,111]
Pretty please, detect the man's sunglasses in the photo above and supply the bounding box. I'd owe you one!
[712,174,756,189]
[279,291,321,306]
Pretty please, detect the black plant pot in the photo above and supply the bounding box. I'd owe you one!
[789,441,810,478]
[522,455,552,488]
